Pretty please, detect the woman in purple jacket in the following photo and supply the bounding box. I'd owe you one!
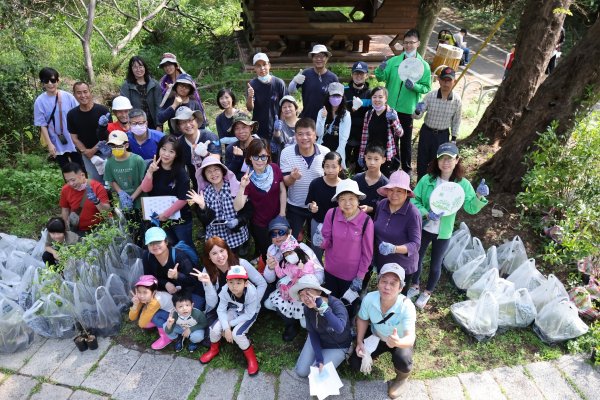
[373,171,422,295]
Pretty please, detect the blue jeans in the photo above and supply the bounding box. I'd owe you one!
[163,324,205,343]
[414,230,450,292]
[165,219,194,249]
[151,309,169,327]
[295,337,348,378]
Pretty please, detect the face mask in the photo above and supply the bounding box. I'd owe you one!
[373,104,386,112]
[329,96,342,107]
[285,252,299,264]
[405,49,417,58]
[258,74,271,83]
[131,124,147,136]
[112,148,126,157]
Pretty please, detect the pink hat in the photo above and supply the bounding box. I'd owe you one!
[377,170,414,198]
[195,156,241,196]
[280,236,299,253]
[135,275,158,287]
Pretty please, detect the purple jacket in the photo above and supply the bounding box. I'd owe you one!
[321,207,374,281]
[373,199,422,274]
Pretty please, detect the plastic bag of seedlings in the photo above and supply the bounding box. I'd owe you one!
[0,264,21,286]
[467,268,515,301]
[443,227,473,272]
[497,236,528,276]
[498,288,536,328]
[73,282,98,331]
[0,233,37,254]
[30,267,64,303]
[105,274,130,312]
[530,274,569,313]
[0,294,34,354]
[0,282,18,301]
[5,250,44,277]
[451,290,499,341]
[126,259,144,290]
[444,222,471,257]
[0,249,7,266]
[533,297,589,343]
[452,254,487,290]
[31,229,48,259]
[94,286,121,337]
[23,293,76,338]
[507,259,546,291]
[120,243,143,268]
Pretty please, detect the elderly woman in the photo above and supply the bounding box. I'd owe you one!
[320,179,373,306]
[271,95,298,164]
[350,263,416,399]
[373,171,422,294]
[120,56,162,130]
[290,274,352,378]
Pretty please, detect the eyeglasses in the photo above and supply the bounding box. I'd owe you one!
[108,144,126,149]
[403,41,419,45]
[270,229,287,238]
[179,119,196,126]
[42,78,58,84]
[251,155,268,161]
[130,121,147,126]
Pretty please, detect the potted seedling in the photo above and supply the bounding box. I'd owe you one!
[74,321,98,351]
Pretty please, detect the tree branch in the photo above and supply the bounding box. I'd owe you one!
[110,0,136,20]
[111,0,170,56]
[165,4,218,41]
[93,25,113,48]
[64,20,84,42]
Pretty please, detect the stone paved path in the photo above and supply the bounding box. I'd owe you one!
[1,336,599,400]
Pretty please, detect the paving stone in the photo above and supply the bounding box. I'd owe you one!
[82,344,142,394]
[525,361,580,400]
[237,371,276,400]
[555,354,600,400]
[69,390,110,400]
[427,376,465,400]
[458,371,506,400]
[353,379,389,400]
[277,369,310,400]
[20,338,75,377]
[390,379,428,400]
[0,336,47,371]
[30,383,73,400]
[338,378,353,399]
[0,374,37,399]
[51,337,112,386]
[113,352,174,400]
[196,368,240,400]
[491,365,544,400]
[150,356,203,400]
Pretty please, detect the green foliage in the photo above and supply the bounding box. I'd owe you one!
[568,320,600,364]
[517,115,600,265]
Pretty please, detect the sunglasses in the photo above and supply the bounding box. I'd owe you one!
[270,229,287,238]
[251,155,269,161]
[42,78,58,84]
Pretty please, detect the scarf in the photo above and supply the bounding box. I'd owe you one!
[250,164,274,192]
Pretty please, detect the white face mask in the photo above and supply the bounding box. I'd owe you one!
[258,74,271,83]
[131,124,147,136]
[405,49,417,58]
[285,252,299,264]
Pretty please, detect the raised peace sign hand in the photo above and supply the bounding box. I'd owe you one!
[147,155,161,175]
[240,170,253,189]
[130,290,140,306]
[167,263,179,280]
[190,268,211,283]
[166,309,175,329]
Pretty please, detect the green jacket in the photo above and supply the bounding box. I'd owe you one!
[411,175,488,239]
[374,53,431,115]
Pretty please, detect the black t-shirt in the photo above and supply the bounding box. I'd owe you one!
[366,111,388,150]
[67,104,110,149]
[353,172,389,217]
[250,76,287,140]
[142,248,200,294]
[216,112,235,139]
[344,83,371,143]
[148,167,192,221]
[305,177,338,223]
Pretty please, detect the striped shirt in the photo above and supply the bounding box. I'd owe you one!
[280,144,327,208]
[413,89,462,136]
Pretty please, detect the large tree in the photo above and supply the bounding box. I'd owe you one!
[466,0,572,146]
[479,16,600,192]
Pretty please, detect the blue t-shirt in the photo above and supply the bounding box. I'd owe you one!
[250,76,287,140]
[127,129,164,161]
[298,69,338,121]
[215,112,235,139]
[358,291,416,338]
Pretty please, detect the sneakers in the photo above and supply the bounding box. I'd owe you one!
[415,292,431,310]
[174,336,184,353]
[406,287,420,301]
[188,342,198,353]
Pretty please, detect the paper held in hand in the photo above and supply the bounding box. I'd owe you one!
[141,196,181,220]
[397,57,424,82]
[429,182,465,215]
[308,362,344,400]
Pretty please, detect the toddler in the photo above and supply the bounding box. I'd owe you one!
[164,291,208,353]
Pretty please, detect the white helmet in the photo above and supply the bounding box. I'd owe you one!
[112,96,133,111]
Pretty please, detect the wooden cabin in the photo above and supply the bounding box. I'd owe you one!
[240,0,419,62]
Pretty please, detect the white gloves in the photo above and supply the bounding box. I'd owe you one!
[293,69,306,85]
[352,96,363,111]
[194,140,211,157]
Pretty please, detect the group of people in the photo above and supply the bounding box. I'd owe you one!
[36,28,490,399]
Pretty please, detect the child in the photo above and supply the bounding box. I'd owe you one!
[42,217,80,266]
[128,275,171,350]
[164,291,208,353]
[200,265,260,375]
[353,145,389,217]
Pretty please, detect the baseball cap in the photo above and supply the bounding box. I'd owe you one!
[352,61,368,73]
[379,263,405,285]
[437,142,459,158]
[439,67,456,80]
[327,82,345,97]
[227,265,249,280]
[253,52,269,65]
[268,216,290,232]
[135,275,158,288]
[144,227,167,245]
[107,130,128,146]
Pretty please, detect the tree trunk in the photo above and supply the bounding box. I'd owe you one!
[465,0,572,146]
[479,17,600,193]
[83,0,97,84]
[417,0,445,56]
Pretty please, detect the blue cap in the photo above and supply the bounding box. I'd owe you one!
[352,61,368,73]
[437,142,459,158]
[268,216,290,232]
[144,227,167,245]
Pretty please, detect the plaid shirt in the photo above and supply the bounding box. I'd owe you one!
[413,89,462,137]
[204,181,249,249]
[359,105,404,161]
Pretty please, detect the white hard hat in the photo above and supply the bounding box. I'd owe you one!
[112,96,133,111]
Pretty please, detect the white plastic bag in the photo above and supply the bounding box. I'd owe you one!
[497,236,528,276]
[31,229,47,259]
[506,259,546,291]
[443,225,472,272]
[0,294,34,354]
[533,297,589,343]
[120,243,143,267]
[105,274,130,312]
[451,290,499,341]
[127,259,144,290]
[0,233,36,254]
[452,254,487,290]
[95,286,122,337]
[498,288,537,328]
[23,293,76,338]
[5,250,43,276]
[530,274,569,312]
[73,282,98,331]
[467,268,515,301]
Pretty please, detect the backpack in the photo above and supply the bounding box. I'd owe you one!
[172,241,199,266]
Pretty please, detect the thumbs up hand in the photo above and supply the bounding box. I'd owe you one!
[273,116,283,132]
[476,178,489,197]
[247,82,254,99]
[167,263,179,280]
[320,106,327,118]
[386,327,401,348]
[293,69,306,85]
[194,140,211,157]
